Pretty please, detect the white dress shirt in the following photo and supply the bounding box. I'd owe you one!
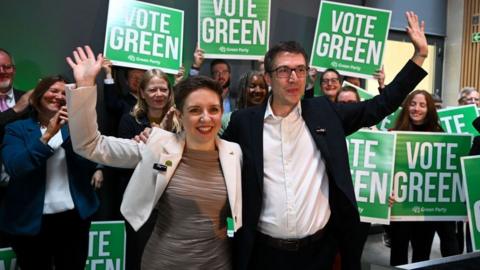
[0,88,16,185]
[40,127,75,214]
[259,98,330,239]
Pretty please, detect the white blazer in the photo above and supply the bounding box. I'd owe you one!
[66,85,242,232]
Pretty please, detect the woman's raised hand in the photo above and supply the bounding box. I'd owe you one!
[66,46,104,87]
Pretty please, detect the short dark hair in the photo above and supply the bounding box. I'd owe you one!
[174,76,223,111]
[335,86,360,103]
[210,59,231,74]
[30,75,67,113]
[321,68,342,82]
[264,41,308,74]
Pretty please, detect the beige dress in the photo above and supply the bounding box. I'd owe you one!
[141,148,231,270]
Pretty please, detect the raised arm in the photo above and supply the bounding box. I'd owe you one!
[65,46,142,168]
[405,11,428,66]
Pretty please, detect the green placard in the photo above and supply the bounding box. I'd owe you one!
[0,221,125,270]
[461,155,480,251]
[0,248,16,270]
[376,109,401,131]
[391,132,472,221]
[198,0,270,60]
[103,0,184,74]
[85,221,126,270]
[438,105,480,136]
[347,130,396,224]
[310,1,391,79]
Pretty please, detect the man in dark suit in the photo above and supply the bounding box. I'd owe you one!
[223,12,428,270]
[0,48,32,247]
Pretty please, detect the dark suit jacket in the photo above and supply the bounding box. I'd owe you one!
[0,117,99,235]
[0,89,29,139]
[222,60,427,270]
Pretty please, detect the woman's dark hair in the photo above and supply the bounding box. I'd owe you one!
[30,75,66,113]
[393,89,443,131]
[321,68,342,82]
[174,76,223,111]
[237,70,267,109]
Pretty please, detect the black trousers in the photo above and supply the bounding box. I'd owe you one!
[390,221,432,266]
[125,209,157,270]
[250,229,338,270]
[10,209,91,270]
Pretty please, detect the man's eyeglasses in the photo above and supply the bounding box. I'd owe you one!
[462,97,480,102]
[212,70,229,77]
[271,65,309,78]
[0,64,15,72]
[321,78,340,84]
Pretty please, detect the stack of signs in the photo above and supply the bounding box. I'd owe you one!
[438,104,480,136]
[103,0,184,74]
[198,0,271,59]
[391,132,472,221]
[346,130,396,224]
[310,1,391,79]
[461,155,480,251]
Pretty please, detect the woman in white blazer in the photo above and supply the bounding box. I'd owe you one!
[65,46,242,269]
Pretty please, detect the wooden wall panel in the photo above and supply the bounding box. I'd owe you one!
[461,0,480,92]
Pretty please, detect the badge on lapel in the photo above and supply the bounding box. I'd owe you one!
[153,160,173,172]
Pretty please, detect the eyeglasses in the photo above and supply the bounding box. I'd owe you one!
[461,97,480,102]
[271,65,309,78]
[321,78,340,84]
[0,64,15,72]
[212,70,229,77]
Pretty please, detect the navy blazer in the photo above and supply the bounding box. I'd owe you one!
[222,60,427,270]
[0,117,99,235]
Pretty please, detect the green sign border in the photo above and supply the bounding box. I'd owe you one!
[310,1,391,79]
[103,0,184,74]
[461,155,480,251]
[197,0,271,60]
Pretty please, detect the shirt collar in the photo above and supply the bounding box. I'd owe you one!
[2,88,14,100]
[264,96,302,120]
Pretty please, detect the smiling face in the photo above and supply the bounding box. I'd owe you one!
[141,76,170,112]
[408,93,428,125]
[321,71,341,101]
[39,81,66,117]
[0,51,15,92]
[180,88,223,151]
[265,52,306,116]
[247,75,267,106]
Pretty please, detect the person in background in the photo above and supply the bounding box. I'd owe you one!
[0,48,33,247]
[458,87,480,107]
[335,86,360,104]
[220,70,268,133]
[0,75,101,270]
[117,69,180,270]
[190,44,238,113]
[390,90,459,265]
[305,67,385,99]
[66,46,242,270]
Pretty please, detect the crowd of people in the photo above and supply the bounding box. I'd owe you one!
[0,11,479,270]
